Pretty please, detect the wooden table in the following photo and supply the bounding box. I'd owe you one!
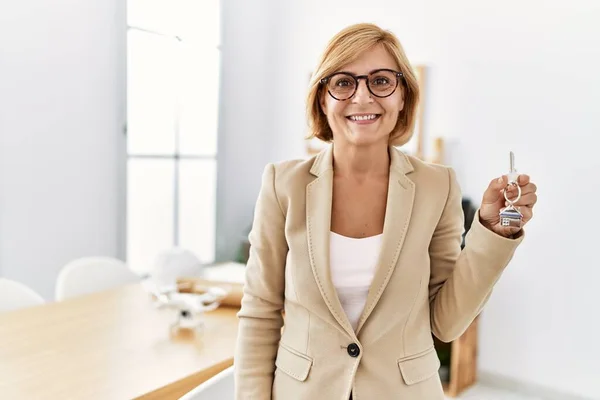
[0,284,240,400]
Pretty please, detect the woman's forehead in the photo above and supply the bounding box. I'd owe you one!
[337,45,398,74]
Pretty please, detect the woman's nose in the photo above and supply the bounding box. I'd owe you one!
[352,79,373,103]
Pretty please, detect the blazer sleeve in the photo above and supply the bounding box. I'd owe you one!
[234,163,287,399]
[428,167,524,343]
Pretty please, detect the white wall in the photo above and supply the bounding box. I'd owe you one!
[2,0,595,394]
[0,0,126,299]
[244,0,599,398]
[215,0,279,261]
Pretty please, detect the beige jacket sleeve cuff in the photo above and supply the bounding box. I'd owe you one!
[466,208,525,262]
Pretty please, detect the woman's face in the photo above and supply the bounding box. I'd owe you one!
[320,44,404,148]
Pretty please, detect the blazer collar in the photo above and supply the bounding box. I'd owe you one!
[306,144,416,338]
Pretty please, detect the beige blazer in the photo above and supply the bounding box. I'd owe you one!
[234,145,524,400]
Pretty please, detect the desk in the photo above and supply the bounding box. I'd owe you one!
[0,284,239,400]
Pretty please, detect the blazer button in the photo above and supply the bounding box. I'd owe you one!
[347,343,360,357]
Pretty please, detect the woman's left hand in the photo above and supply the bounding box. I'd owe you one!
[479,174,538,238]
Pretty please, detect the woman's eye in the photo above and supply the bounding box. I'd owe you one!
[336,79,353,87]
[372,77,390,86]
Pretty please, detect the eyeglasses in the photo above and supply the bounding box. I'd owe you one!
[320,69,403,101]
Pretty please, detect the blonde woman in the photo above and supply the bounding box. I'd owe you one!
[234,23,537,399]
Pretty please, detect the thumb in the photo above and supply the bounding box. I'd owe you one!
[482,175,507,204]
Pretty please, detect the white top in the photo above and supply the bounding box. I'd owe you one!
[329,231,383,331]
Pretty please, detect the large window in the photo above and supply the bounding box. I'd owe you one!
[126,1,220,273]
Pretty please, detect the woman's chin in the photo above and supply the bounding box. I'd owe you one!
[347,131,388,147]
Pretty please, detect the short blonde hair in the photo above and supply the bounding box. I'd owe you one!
[306,23,420,146]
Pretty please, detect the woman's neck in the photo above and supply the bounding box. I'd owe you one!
[332,141,390,180]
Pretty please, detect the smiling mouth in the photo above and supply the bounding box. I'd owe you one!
[346,114,381,123]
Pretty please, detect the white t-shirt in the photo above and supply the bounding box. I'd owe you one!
[329,231,383,331]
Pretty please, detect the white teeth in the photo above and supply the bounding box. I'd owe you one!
[349,114,377,121]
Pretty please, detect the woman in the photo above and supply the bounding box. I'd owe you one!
[234,23,537,400]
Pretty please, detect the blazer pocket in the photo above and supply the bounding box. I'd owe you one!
[275,343,313,382]
[397,346,441,385]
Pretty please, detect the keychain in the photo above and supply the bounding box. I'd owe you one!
[499,151,523,228]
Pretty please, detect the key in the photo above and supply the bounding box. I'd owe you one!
[499,151,523,228]
[507,151,518,184]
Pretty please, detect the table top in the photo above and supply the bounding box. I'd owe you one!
[0,283,240,400]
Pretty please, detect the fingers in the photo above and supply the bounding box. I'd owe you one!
[486,174,538,209]
[517,174,530,186]
[517,175,537,193]
[522,182,537,194]
[494,175,536,192]
[506,192,537,208]
[518,205,533,223]
[490,175,513,190]
[505,177,537,198]
[483,175,508,204]
[503,184,523,204]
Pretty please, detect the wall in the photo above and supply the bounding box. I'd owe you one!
[215,0,279,261]
[0,0,126,299]
[2,0,596,394]
[250,0,599,398]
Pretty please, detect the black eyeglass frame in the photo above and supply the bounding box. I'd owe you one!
[320,68,404,101]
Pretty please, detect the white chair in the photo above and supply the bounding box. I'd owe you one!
[0,278,45,313]
[55,256,139,301]
[179,366,234,400]
[150,247,204,288]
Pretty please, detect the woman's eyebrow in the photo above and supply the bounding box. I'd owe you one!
[368,67,396,74]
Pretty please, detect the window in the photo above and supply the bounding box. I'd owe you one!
[126,0,220,273]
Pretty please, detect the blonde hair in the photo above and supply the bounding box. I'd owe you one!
[306,23,420,146]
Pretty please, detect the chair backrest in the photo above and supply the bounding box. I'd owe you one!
[178,366,234,400]
[55,257,139,301]
[0,278,45,313]
[150,247,204,288]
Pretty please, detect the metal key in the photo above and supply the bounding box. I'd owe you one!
[499,151,523,228]
[508,151,518,184]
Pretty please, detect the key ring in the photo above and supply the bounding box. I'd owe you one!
[503,181,521,205]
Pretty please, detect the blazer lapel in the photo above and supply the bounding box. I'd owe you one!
[306,146,356,337]
[356,147,415,335]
